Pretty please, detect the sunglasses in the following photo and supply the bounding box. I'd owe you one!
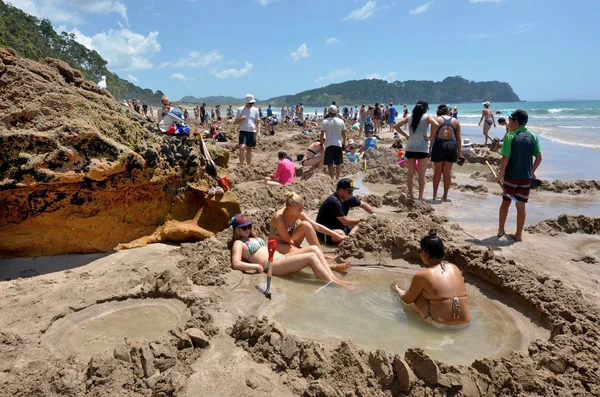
[238,225,252,231]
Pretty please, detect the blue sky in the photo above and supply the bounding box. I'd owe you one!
[9,0,600,101]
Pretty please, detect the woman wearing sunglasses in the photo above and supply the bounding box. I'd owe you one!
[230,214,355,290]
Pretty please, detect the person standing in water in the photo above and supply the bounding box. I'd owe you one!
[393,100,439,201]
[394,229,472,328]
[320,105,346,179]
[478,101,496,145]
[495,109,542,242]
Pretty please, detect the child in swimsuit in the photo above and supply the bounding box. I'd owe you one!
[394,229,472,328]
[230,214,355,289]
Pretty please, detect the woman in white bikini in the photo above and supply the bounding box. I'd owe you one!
[478,101,496,145]
[394,229,472,328]
[230,214,354,289]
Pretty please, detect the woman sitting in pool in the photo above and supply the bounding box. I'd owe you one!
[230,214,355,289]
[394,229,472,328]
[268,192,350,272]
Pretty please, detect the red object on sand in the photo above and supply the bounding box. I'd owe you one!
[218,176,229,192]
[267,239,277,262]
[167,125,176,135]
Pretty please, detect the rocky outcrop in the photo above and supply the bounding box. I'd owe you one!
[0,49,236,258]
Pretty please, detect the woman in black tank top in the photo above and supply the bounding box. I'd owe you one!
[430,105,462,201]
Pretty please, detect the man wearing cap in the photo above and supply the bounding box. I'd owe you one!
[320,105,347,179]
[315,178,374,245]
[495,109,542,242]
[234,94,261,165]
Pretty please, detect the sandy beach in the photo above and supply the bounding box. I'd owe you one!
[1,50,600,396]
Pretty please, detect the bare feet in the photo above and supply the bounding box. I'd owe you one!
[329,258,351,273]
[508,233,522,242]
[432,196,441,201]
[497,229,505,238]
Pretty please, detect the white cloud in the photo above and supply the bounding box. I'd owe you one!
[171,73,188,82]
[257,0,273,5]
[470,0,504,3]
[126,74,138,84]
[344,1,376,21]
[8,0,129,25]
[511,22,535,35]
[290,44,309,61]
[162,50,224,69]
[315,68,355,83]
[468,32,491,39]
[210,62,253,79]
[70,28,161,71]
[409,1,433,15]
[326,37,341,45]
[365,72,397,81]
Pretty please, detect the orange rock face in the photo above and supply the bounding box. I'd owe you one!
[0,48,237,258]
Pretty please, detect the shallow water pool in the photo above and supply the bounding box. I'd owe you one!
[269,268,547,365]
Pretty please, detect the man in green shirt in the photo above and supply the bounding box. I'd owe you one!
[495,109,543,242]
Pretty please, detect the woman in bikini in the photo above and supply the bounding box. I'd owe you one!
[394,229,472,328]
[301,141,324,168]
[268,192,350,272]
[230,214,355,289]
[430,105,461,201]
[478,101,496,146]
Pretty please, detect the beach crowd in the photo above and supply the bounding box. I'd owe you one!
[155,93,542,328]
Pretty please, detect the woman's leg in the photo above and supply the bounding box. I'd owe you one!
[285,246,354,285]
[483,123,491,145]
[432,161,443,200]
[416,158,428,201]
[272,252,353,289]
[442,161,453,201]
[290,223,350,271]
[406,158,416,199]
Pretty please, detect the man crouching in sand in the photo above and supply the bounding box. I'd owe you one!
[315,178,374,245]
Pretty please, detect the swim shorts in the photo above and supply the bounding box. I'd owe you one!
[404,151,429,159]
[324,146,343,166]
[502,178,532,202]
[430,140,458,163]
[239,131,256,147]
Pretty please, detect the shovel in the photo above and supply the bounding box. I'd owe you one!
[264,239,278,300]
[485,161,518,202]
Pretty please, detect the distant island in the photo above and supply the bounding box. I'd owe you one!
[179,76,521,107]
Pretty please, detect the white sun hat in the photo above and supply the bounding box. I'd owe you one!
[245,94,256,103]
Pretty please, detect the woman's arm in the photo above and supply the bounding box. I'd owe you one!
[399,273,425,304]
[300,212,344,238]
[231,241,263,272]
[393,118,409,138]
[272,215,297,246]
[455,121,462,158]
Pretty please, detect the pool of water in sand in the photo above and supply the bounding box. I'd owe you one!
[42,299,190,360]
[269,268,547,365]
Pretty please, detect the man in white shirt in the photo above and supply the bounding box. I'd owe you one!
[320,105,347,179]
[234,94,261,165]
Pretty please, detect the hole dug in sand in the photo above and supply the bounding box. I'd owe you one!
[41,298,190,361]
[247,267,548,366]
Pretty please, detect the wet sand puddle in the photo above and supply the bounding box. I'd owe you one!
[42,298,190,360]
[579,239,600,258]
[269,268,547,366]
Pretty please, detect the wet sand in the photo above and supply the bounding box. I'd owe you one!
[1,121,600,396]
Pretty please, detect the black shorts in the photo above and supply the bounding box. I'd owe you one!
[324,146,343,165]
[405,151,429,159]
[317,226,353,245]
[430,140,458,163]
[239,131,256,147]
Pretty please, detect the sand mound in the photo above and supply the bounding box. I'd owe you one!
[526,214,600,235]
[462,147,501,166]
[536,179,600,194]
[457,184,488,194]
[0,49,235,257]
[363,164,407,184]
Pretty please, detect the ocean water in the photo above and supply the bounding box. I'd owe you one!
[267,101,599,181]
